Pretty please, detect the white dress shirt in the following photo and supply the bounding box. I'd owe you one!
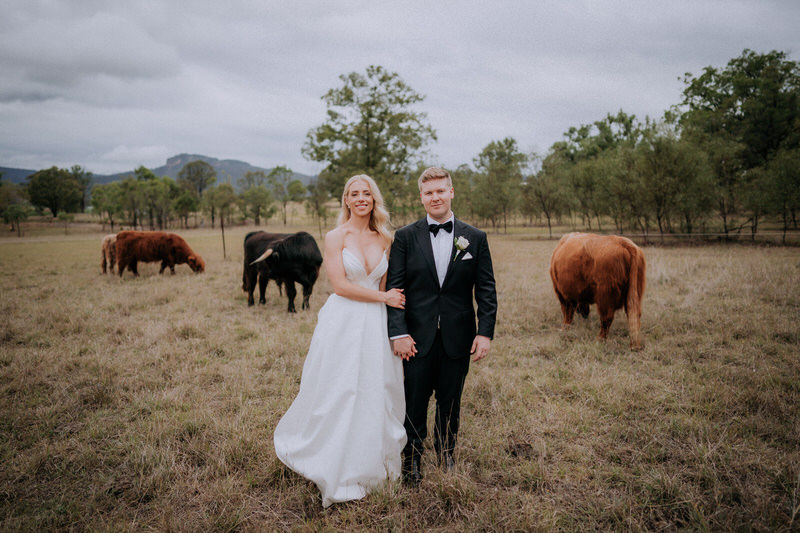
[428,214,454,287]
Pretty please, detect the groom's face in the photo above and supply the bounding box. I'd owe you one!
[420,178,454,222]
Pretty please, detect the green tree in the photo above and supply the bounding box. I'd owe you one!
[208,183,238,258]
[302,65,437,210]
[523,149,570,239]
[636,124,713,237]
[680,49,800,237]
[172,191,198,229]
[70,165,93,213]
[0,179,32,237]
[118,176,145,229]
[241,185,274,226]
[305,175,332,237]
[238,170,269,190]
[26,166,82,217]
[766,147,800,243]
[268,165,306,225]
[472,137,526,232]
[90,182,124,232]
[178,160,217,199]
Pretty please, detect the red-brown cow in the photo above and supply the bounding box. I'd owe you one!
[116,230,205,277]
[101,233,116,274]
[549,232,646,349]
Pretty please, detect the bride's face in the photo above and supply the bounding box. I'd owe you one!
[346,180,374,217]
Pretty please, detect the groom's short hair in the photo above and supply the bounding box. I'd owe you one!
[418,167,452,190]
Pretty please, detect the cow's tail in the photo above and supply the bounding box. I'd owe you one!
[626,243,646,350]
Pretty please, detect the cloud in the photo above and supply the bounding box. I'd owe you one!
[1,0,799,176]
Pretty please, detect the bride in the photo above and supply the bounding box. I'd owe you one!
[273,174,408,507]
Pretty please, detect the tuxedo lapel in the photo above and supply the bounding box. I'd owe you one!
[412,219,439,285]
[442,219,465,287]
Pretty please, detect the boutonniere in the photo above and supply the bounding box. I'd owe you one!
[453,235,469,261]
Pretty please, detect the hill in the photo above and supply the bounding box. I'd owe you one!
[1,154,316,189]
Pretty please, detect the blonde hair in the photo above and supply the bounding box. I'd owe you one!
[418,166,453,190]
[338,174,393,248]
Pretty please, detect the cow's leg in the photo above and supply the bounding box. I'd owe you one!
[130,260,139,276]
[169,263,175,274]
[101,253,107,274]
[557,293,575,328]
[258,275,268,305]
[159,261,167,274]
[596,303,615,340]
[301,283,312,310]
[246,272,255,306]
[285,282,297,313]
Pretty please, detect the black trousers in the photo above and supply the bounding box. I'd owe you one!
[402,330,470,457]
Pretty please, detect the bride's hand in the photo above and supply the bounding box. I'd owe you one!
[384,288,405,309]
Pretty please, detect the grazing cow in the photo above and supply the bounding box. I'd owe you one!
[116,230,205,277]
[101,234,117,274]
[549,232,646,349]
[242,231,323,312]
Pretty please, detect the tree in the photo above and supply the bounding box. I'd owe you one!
[680,49,800,237]
[172,191,198,229]
[238,170,269,190]
[305,175,332,237]
[70,165,93,213]
[26,166,82,217]
[118,176,145,229]
[0,179,31,237]
[90,182,123,231]
[177,160,217,199]
[302,65,437,209]
[766,147,800,243]
[268,165,306,225]
[208,183,238,258]
[523,149,570,239]
[241,185,274,226]
[472,137,525,232]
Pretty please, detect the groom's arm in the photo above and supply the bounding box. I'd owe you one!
[386,228,409,338]
[474,231,497,340]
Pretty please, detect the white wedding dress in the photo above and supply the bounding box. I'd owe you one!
[273,248,407,507]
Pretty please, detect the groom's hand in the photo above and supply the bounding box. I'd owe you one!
[470,335,491,362]
[391,336,417,361]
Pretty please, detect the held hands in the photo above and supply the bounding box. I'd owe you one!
[391,336,417,361]
[470,335,491,362]
[383,288,405,309]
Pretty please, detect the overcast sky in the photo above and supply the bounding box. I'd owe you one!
[2,1,799,177]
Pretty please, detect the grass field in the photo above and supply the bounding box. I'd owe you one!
[1,224,798,531]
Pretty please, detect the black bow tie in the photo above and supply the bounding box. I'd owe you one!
[429,220,453,236]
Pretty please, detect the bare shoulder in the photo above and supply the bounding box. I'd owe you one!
[324,227,346,251]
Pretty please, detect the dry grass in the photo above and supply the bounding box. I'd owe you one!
[1,225,798,531]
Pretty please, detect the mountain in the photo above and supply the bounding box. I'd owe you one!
[1,154,316,189]
[0,166,36,184]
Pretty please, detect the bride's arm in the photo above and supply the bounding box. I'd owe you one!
[324,230,403,306]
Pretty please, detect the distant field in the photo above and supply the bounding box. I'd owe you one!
[1,227,798,531]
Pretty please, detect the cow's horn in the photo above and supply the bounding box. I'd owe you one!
[250,248,274,265]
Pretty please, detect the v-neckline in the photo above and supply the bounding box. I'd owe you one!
[343,247,384,277]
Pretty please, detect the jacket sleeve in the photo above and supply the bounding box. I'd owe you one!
[386,228,408,338]
[474,230,497,339]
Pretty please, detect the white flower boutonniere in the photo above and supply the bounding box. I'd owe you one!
[454,235,470,261]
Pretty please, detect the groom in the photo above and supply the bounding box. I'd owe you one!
[387,166,497,486]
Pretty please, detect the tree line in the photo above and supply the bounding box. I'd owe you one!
[2,49,798,242]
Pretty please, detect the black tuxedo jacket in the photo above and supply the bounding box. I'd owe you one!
[387,217,497,359]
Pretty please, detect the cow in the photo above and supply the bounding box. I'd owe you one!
[549,232,646,349]
[116,230,205,277]
[242,231,323,312]
[101,233,117,274]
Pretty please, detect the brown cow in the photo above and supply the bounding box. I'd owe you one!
[549,232,646,349]
[116,230,205,277]
[101,234,116,274]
